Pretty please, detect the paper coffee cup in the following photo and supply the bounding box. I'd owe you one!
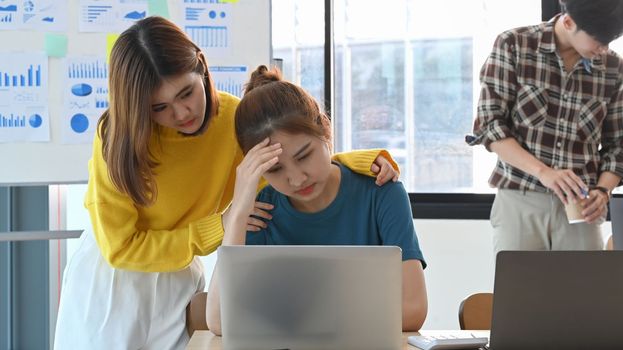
[564,201,585,224]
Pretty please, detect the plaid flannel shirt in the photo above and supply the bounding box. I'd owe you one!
[470,16,623,192]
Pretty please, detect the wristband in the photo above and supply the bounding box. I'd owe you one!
[590,186,610,198]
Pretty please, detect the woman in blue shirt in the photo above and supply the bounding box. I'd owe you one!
[206,65,428,333]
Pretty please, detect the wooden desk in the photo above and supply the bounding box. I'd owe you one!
[186,330,490,349]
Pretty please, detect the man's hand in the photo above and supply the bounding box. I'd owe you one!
[537,167,587,205]
[581,189,608,224]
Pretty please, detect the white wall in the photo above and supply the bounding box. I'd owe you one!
[64,184,613,330]
[416,219,495,329]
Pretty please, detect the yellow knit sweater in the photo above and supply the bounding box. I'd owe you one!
[85,91,397,272]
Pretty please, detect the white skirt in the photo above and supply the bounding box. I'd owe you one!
[54,228,205,350]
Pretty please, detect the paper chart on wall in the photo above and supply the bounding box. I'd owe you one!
[0,0,68,31]
[78,0,147,32]
[182,0,233,57]
[209,65,247,98]
[62,56,109,144]
[0,52,49,142]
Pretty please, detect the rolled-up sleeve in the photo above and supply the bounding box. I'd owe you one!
[470,33,518,151]
[599,75,623,180]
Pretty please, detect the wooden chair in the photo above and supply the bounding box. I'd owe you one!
[186,292,209,336]
[458,292,493,330]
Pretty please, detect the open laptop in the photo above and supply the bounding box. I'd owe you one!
[490,251,623,350]
[609,196,623,249]
[217,245,402,350]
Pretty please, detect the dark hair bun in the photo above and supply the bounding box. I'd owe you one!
[244,65,283,94]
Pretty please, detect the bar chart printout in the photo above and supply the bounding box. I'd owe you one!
[209,66,247,98]
[182,0,232,57]
[0,52,49,142]
[62,56,109,143]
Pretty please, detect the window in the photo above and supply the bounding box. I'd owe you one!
[271,0,325,103]
[273,0,542,193]
[333,0,541,192]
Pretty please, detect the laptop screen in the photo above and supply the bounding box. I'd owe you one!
[610,197,623,250]
[491,251,623,350]
[218,245,403,350]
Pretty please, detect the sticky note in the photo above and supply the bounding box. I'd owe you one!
[106,33,120,64]
[148,0,170,18]
[220,0,239,3]
[45,33,68,58]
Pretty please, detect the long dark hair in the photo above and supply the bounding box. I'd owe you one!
[235,65,331,154]
[98,16,219,206]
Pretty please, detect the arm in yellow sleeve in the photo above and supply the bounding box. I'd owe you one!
[85,137,244,273]
[332,149,399,177]
[87,200,225,272]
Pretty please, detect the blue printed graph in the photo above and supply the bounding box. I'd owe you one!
[95,98,108,108]
[0,113,26,128]
[124,11,145,20]
[29,114,42,128]
[185,26,228,48]
[0,12,14,23]
[184,0,220,3]
[71,83,93,97]
[0,5,18,12]
[83,5,113,23]
[215,79,243,97]
[0,65,42,88]
[70,113,89,133]
[185,6,227,21]
[67,61,107,79]
[210,66,247,97]
[185,7,204,21]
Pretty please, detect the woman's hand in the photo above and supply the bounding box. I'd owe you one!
[223,138,281,243]
[371,154,400,186]
[246,201,273,232]
[232,138,281,216]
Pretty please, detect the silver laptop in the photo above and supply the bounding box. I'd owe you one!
[610,196,623,250]
[218,245,402,350]
[490,251,623,350]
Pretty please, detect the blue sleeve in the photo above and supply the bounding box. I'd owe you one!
[245,229,268,245]
[376,181,426,268]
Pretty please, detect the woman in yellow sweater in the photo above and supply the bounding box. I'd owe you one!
[54,16,399,350]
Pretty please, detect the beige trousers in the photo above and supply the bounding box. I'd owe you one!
[491,189,603,256]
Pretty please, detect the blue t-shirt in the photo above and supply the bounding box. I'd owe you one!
[246,162,426,267]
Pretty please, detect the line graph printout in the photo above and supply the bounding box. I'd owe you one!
[182,0,232,57]
[22,0,68,31]
[62,56,108,143]
[79,0,147,32]
[0,52,49,142]
[0,0,68,31]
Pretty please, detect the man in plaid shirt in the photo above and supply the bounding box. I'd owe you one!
[470,0,623,253]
